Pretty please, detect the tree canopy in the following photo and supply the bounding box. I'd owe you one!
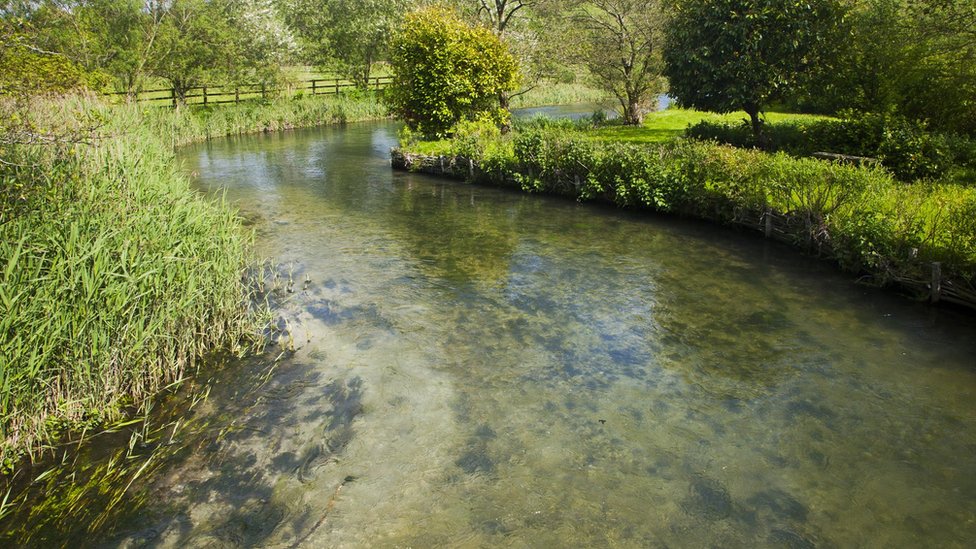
[664,0,842,140]
[284,0,409,89]
[385,6,520,137]
[573,0,665,125]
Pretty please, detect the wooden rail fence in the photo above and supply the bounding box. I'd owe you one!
[104,76,393,107]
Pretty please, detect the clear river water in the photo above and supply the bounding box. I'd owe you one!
[4,116,976,548]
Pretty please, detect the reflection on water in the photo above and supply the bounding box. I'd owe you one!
[6,120,976,547]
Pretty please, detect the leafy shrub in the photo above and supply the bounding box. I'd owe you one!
[385,6,519,137]
[942,134,976,171]
[686,112,954,181]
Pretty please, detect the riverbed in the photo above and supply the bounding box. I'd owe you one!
[5,117,976,547]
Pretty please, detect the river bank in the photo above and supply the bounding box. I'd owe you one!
[0,92,389,470]
[7,120,976,546]
[392,116,976,312]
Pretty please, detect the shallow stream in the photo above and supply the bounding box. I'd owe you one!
[5,116,976,547]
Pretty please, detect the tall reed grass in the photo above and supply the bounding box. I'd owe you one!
[0,91,387,469]
[510,80,613,109]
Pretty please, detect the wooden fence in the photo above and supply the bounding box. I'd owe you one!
[104,75,393,107]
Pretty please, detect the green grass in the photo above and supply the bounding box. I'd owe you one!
[405,138,452,156]
[401,108,833,157]
[0,91,387,470]
[587,109,833,144]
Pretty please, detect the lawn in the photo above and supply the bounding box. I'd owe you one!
[586,108,833,144]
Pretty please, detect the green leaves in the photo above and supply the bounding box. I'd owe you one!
[385,6,520,138]
[663,0,842,137]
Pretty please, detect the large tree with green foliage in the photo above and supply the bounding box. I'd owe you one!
[150,0,291,104]
[572,0,665,125]
[0,17,102,96]
[284,0,409,89]
[150,0,236,103]
[385,6,520,137]
[791,0,974,135]
[664,0,842,141]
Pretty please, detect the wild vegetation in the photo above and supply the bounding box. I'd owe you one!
[2,0,975,475]
[396,115,976,306]
[0,90,386,468]
[385,6,520,136]
[664,0,842,141]
[0,96,252,469]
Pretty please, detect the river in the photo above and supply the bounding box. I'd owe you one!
[4,117,976,547]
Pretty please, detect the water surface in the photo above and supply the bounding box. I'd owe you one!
[8,119,976,547]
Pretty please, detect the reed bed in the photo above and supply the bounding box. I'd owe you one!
[510,80,612,109]
[0,97,247,468]
[0,92,387,469]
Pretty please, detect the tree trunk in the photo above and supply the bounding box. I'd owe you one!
[625,100,644,125]
[745,104,765,147]
[499,90,512,134]
[622,91,643,125]
[173,79,188,108]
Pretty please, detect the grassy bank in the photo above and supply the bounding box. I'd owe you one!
[395,115,976,309]
[413,108,831,154]
[0,91,387,469]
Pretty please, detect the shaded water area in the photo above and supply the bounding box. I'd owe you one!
[5,117,976,547]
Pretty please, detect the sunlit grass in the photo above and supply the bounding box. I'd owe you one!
[587,108,833,144]
[0,92,388,469]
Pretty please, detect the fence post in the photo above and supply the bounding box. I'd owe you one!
[202,86,208,106]
[235,87,240,103]
[931,262,942,303]
[335,80,340,95]
[261,83,266,99]
[312,80,317,96]
[171,88,177,108]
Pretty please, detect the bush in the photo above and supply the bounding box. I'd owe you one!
[385,6,519,137]
[686,112,954,181]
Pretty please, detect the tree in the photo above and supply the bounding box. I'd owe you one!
[284,0,410,90]
[0,16,102,96]
[900,0,975,133]
[150,0,236,104]
[664,0,842,141]
[473,0,534,34]
[472,0,533,116]
[792,0,975,135]
[385,6,520,137]
[223,0,295,88]
[150,0,291,104]
[572,0,665,125]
